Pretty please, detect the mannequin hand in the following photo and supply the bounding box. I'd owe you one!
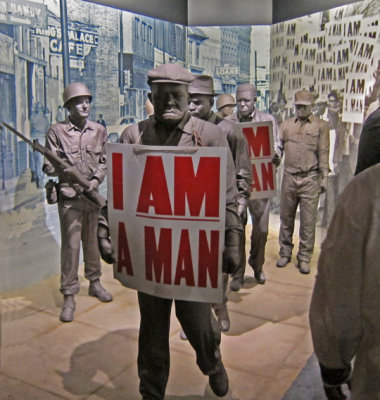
[97,205,116,264]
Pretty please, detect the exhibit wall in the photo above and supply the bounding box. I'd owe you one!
[0,0,379,293]
[0,0,271,292]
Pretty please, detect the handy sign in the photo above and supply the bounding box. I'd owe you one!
[238,121,276,199]
[107,143,227,303]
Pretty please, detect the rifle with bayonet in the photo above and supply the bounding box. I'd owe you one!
[1,121,106,208]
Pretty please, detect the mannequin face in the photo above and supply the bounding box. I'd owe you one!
[149,83,189,126]
[220,105,235,117]
[237,91,256,118]
[67,96,91,125]
[188,94,213,120]
[295,104,312,120]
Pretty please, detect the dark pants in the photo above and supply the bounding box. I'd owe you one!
[232,198,270,281]
[247,198,270,273]
[138,292,222,400]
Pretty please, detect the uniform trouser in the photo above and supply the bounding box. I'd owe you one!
[58,197,102,295]
[232,198,270,281]
[278,171,321,263]
[138,292,222,400]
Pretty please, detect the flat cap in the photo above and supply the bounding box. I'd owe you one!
[236,83,257,98]
[294,90,313,105]
[188,75,215,95]
[147,63,194,85]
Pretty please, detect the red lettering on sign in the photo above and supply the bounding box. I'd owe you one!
[117,222,133,275]
[137,156,172,215]
[261,162,274,191]
[251,164,261,192]
[198,230,219,288]
[174,230,195,286]
[112,153,124,210]
[145,226,172,283]
[242,126,271,158]
[174,157,220,217]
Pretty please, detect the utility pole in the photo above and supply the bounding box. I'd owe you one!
[60,0,71,87]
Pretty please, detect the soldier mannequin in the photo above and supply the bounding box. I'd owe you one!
[227,83,282,290]
[277,89,329,274]
[188,74,251,332]
[43,83,112,322]
[100,64,242,399]
[216,93,236,119]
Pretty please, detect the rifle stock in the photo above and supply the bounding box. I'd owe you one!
[2,121,106,208]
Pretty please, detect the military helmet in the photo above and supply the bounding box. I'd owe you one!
[216,93,236,110]
[63,82,92,107]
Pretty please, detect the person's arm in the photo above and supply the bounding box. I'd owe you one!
[310,177,368,389]
[43,126,59,176]
[90,125,108,185]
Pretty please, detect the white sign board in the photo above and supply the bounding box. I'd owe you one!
[237,121,277,199]
[107,143,227,303]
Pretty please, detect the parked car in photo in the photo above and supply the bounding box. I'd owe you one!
[107,116,136,142]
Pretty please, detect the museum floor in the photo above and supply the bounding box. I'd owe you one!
[0,214,327,400]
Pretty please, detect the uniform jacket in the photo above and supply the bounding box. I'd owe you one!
[119,112,242,235]
[206,112,252,206]
[279,115,329,179]
[226,109,282,158]
[310,163,380,399]
[43,118,107,199]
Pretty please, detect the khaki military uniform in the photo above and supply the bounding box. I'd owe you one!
[279,115,329,262]
[43,119,107,295]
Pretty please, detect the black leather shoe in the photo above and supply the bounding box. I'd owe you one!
[219,317,230,332]
[209,364,229,397]
[230,278,243,292]
[254,270,266,284]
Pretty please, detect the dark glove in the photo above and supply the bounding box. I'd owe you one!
[272,154,281,167]
[323,385,348,400]
[222,230,242,274]
[97,205,116,264]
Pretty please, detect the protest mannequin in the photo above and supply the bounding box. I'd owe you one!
[100,64,242,399]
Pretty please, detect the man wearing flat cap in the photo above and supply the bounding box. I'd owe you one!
[115,64,242,399]
[276,89,329,274]
[226,83,282,291]
[187,74,252,333]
